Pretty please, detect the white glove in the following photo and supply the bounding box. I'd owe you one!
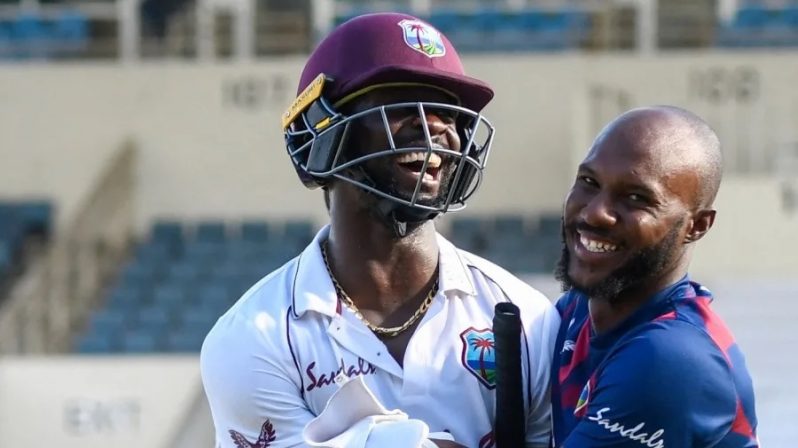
[302,376,453,448]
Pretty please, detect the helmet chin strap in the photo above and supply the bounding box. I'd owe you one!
[375,197,437,238]
[356,166,438,238]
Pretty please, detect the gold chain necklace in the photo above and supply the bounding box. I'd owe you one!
[320,242,438,338]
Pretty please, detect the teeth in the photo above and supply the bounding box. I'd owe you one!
[579,234,619,253]
[396,152,442,168]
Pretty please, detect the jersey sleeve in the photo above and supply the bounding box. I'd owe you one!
[563,321,738,448]
[524,291,561,447]
[200,310,314,448]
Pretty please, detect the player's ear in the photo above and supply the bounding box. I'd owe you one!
[684,209,716,243]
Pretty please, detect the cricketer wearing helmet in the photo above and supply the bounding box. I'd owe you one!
[201,12,559,448]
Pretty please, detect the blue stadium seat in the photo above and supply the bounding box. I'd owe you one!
[105,286,146,313]
[51,10,88,53]
[152,284,188,310]
[283,219,315,246]
[14,200,53,237]
[226,239,271,261]
[471,8,505,33]
[183,241,227,264]
[119,259,163,287]
[492,214,525,236]
[0,215,25,255]
[447,216,488,252]
[135,306,172,333]
[427,9,464,35]
[164,329,206,352]
[135,241,175,265]
[76,333,117,353]
[166,261,204,283]
[0,240,11,277]
[150,220,184,247]
[537,214,562,238]
[240,220,271,242]
[195,283,232,307]
[195,220,227,243]
[88,309,128,336]
[0,21,11,55]
[121,329,163,353]
[10,13,48,58]
[784,6,798,27]
[179,306,219,336]
[735,5,770,28]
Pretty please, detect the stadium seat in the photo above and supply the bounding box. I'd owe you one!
[427,9,463,35]
[447,216,488,253]
[166,261,204,284]
[10,13,49,58]
[195,220,227,243]
[88,309,128,336]
[537,214,562,238]
[76,333,117,353]
[240,220,270,242]
[492,214,525,236]
[784,6,798,27]
[0,240,12,278]
[194,283,232,307]
[0,221,23,260]
[152,284,188,311]
[13,200,53,237]
[164,329,206,352]
[150,220,184,247]
[51,10,88,53]
[135,306,172,334]
[105,286,146,313]
[283,219,315,247]
[121,329,163,353]
[183,241,227,264]
[735,5,770,29]
[119,259,163,288]
[135,241,175,264]
[178,306,219,338]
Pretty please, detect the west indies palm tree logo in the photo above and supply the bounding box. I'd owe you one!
[397,19,446,58]
[460,327,496,388]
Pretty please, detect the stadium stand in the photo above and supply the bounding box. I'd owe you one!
[1,0,796,61]
[0,9,88,59]
[333,6,593,52]
[716,2,798,47]
[76,218,317,353]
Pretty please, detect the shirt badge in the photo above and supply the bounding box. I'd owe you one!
[460,327,497,388]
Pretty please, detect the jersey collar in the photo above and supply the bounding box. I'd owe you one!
[291,225,477,319]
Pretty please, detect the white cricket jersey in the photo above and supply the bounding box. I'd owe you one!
[201,225,560,448]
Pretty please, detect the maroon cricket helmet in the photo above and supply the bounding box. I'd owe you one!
[298,12,494,111]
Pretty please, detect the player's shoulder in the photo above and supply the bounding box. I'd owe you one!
[610,317,734,380]
[597,319,739,419]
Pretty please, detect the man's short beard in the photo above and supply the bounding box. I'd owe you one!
[348,163,454,239]
[374,161,455,209]
[554,219,684,303]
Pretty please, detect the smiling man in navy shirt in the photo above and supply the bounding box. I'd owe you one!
[550,106,758,447]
